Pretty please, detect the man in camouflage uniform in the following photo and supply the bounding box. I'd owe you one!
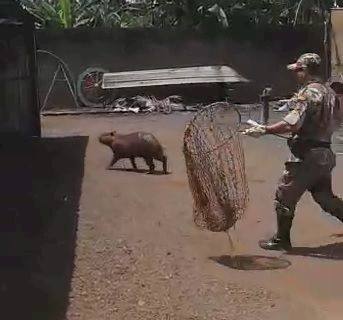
[243,53,343,251]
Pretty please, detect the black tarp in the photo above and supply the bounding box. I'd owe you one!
[0,0,40,136]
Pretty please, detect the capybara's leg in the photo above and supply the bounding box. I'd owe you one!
[144,157,155,174]
[130,157,138,170]
[162,155,168,174]
[107,154,119,170]
[155,154,168,174]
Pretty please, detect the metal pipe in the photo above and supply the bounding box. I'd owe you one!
[260,86,272,125]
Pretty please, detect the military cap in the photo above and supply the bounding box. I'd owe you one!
[287,53,321,71]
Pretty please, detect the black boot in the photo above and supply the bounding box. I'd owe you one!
[259,212,293,251]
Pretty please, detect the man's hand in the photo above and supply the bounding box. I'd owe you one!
[242,124,267,138]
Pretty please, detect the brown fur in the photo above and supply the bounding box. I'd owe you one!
[99,130,168,174]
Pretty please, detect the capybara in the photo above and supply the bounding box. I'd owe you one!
[99,130,168,174]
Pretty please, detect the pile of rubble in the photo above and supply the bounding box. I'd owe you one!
[41,95,203,116]
[105,95,200,114]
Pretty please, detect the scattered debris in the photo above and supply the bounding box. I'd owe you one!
[106,95,186,114]
[41,95,203,116]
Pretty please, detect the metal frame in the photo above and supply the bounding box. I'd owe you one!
[38,50,80,111]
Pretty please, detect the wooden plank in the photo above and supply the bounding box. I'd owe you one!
[101,65,249,89]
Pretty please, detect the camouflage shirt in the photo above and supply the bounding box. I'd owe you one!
[283,78,335,143]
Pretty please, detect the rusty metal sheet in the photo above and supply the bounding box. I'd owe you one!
[101,65,249,89]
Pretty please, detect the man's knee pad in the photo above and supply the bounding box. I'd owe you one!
[275,201,294,217]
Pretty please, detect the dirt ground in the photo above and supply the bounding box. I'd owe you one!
[1,112,343,319]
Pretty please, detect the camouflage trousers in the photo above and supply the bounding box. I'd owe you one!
[276,148,343,221]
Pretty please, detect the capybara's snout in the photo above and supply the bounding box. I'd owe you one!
[98,131,116,146]
[98,134,109,145]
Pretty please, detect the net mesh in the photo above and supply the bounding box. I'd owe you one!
[183,102,249,232]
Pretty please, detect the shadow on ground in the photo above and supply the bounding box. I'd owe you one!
[210,255,291,271]
[331,233,343,238]
[288,242,343,260]
[0,136,88,320]
[110,168,170,175]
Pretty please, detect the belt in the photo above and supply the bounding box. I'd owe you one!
[301,140,331,149]
[287,138,331,159]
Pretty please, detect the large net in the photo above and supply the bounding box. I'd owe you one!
[183,102,249,232]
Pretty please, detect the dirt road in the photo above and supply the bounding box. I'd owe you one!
[24,113,343,319]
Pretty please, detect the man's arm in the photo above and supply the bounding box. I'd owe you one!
[265,83,326,135]
[243,84,326,138]
[265,121,298,135]
[264,93,311,135]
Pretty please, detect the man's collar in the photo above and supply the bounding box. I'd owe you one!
[300,76,323,89]
[305,76,322,85]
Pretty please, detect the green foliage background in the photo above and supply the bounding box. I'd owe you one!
[20,0,342,29]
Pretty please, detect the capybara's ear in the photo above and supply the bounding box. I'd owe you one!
[110,130,116,136]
